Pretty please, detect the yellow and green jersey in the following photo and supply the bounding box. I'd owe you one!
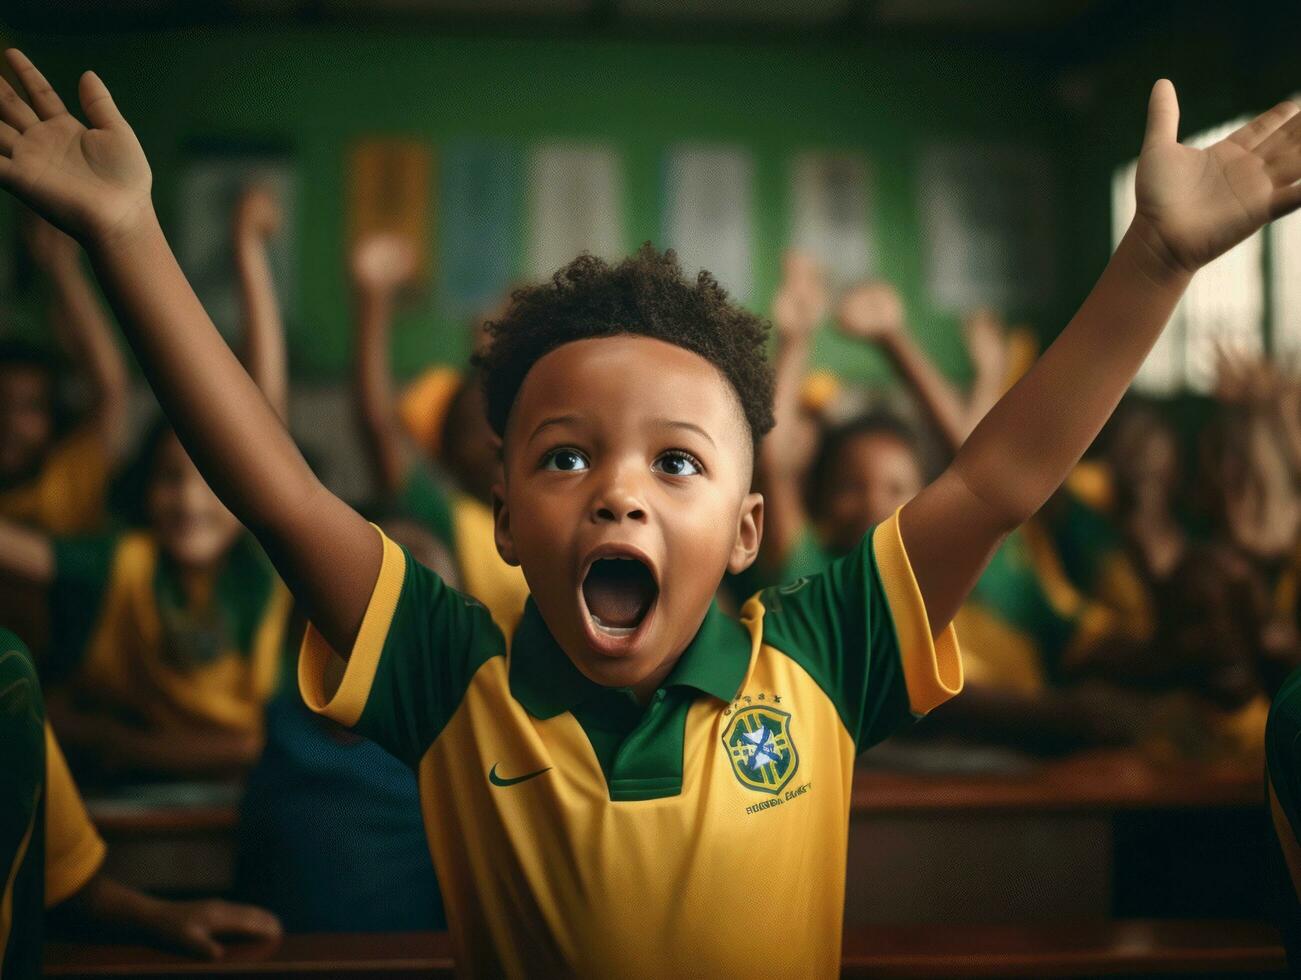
[396,463,529,637]
[48,532,290,735]
[1,630,106,979]
[0,427,109,535]
[750,519,1080,697]
[299,509,961,977]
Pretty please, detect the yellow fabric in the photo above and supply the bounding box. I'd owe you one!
[0,427,108,534]
[398,366,461,458]
[302,517,960,977]
[1062,550,1155,671]
[42,725,105,907]
[299,525,406,728]
[872,512,963,715]
[952,604,1046,695]
[1064,460,1115,514]
[75,533,290,734]
[799,370,841,416]
[451,495,529,640]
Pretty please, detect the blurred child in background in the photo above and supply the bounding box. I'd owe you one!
[349,233,527,634]
[0,187,291,782]
[1,629,280,976]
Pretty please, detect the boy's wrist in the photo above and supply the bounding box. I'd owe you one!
[85,199,163,259]
[1120,217,1196,291]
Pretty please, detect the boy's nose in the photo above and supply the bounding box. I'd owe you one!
[592,481,647,524]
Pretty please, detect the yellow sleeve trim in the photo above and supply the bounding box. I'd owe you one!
[871,509,963,715]
[298,524,407,729]
[43,725,106,907]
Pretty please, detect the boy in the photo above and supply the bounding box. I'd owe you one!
[0,49,1297,974]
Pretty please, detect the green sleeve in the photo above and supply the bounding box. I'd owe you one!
[300,530,505,767]
[757,530,912,754]
[48,534,118,679]
[359,547,506,765]
[396,462,456,544]
[0,629,46,979]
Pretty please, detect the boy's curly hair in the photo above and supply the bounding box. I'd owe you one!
[474,244,775,452]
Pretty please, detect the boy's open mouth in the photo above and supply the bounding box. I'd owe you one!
[581,555,659,637]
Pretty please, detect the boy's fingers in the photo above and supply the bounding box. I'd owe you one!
[207,901,282,938]
[77,71,123,130]
[1267,150,1301,190]
[6,50,67,120]
[1142,79,1179,149]
[1227,100,1299,152]
[1257,111,1301,165]
[1270,182,1301,222]
[0,74,39,132]
[0,120,16,156]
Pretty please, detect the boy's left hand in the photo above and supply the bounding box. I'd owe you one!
[1135,80,1301,276]
[148,897,282,960]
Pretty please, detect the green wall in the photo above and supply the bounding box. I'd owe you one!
[9,27,1058,384]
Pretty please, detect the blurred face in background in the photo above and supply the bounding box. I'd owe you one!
[0,364,54,486]
[442,379,501,504]
[818,430,924,555]
[1110,411,1180,517]
[147,430,240,570]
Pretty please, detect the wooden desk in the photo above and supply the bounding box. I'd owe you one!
[45,921,1286,978]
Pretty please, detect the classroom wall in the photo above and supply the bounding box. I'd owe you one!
[6,26,1059,386]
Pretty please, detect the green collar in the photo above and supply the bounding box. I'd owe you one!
[508,598,751,720]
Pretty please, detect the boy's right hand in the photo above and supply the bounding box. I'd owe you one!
[349,233,418,299]
[0,50,153,245]
[836,280,905,344]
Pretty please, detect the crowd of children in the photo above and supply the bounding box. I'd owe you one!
[2,42,1301,975]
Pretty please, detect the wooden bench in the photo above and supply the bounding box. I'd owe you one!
[44,920,1287,978]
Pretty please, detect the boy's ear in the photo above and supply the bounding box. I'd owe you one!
[493,483,520,567]
[728,491,764,575]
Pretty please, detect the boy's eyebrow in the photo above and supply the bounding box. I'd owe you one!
[527,414,584,444]
[649,418,716,449]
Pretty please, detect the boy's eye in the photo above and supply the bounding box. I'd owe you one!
[542,448,589,472]
[653,451,702,477]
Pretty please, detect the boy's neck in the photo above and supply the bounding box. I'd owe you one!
[626,651,683,706]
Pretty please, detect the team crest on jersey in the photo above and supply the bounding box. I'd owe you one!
[722,705,799,795]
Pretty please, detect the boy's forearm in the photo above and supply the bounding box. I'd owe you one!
[949,219,1189,529]
[352,288,409,496]
[234,235,289,422]
[46,253,129,458]
[875,330,969,453]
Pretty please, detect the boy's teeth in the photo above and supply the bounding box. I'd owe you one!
[591,615,637,636]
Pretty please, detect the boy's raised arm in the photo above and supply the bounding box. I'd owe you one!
[349,233,420,499]
[26,215,130,463]
[901,81,1301,636]
[757,252,826,571]
[233,186,289,422]
[0,50,378,655]
[836,281,971,453]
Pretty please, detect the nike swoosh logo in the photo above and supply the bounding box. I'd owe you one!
[488,762,552,787]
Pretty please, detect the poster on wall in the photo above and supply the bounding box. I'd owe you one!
[788,151,874,290]
[348,138,435,285]
[918,142,1056,315]
[663,144,753,304]
[439,141,522,319]
[176,142,298,341]
[528,143,624,281]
